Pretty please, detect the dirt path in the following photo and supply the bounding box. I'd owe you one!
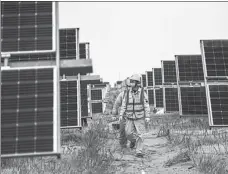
[112,131,201,174]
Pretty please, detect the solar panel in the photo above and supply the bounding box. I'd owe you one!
[1,2,56,53]
[141,74,147,87]
[164,87,179,112]
[79,43,89,59]
[1,66,60,157]
[60,79,101,128]
[60,28,79,60]
[153,68,162,86]
[176,55,204,82]
[155,88,163,108]
[206,84,228,126]
[147,89,154,105]
[91,89,102,100]
[146,71,153,87]
[201,40,228,79]
[162,60,177,84]
[91,103,103,114]
[179,86,208,116]
[60,80,79,128]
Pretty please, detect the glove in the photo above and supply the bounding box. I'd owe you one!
[111,116,117,121]
[145,118,150,123]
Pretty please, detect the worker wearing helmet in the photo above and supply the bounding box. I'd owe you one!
[112,77,134,149]
[119,74,150,157]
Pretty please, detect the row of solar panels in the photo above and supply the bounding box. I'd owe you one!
[140,40,228,128]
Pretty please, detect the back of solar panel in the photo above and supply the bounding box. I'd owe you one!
[201,40,228,126]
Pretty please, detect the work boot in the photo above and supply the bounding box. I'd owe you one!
[130,141,135,149]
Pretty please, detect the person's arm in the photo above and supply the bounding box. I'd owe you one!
[112,92,123,115]
[119,92,127,117]
[143,91,150,118]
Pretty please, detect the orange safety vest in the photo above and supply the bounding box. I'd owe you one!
[125,88,145,119]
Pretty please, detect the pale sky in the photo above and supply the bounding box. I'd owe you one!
[59,2,228,86]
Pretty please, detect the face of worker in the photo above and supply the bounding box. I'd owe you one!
[130,80,140,91]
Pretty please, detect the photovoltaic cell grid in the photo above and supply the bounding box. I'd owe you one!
[154,68,162,86]
[60,81,78,127]
[60,29,77,60]
[162,61,177,84]
[165,88,179,112]
[1,67,56,156]
[1,2,54,52]
[91,89,102,100]
[208,85,228,126]
[201,40,228,77]
[147,89,154,105]
[79,43,88,59]
[177,55,204,82]
[146,71,153,87]
[155,88,163,107]
[180,87,208,116]
[92,103,103,114]
[142,74,147,87]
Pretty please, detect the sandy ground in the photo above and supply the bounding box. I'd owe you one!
[110,129,202,174]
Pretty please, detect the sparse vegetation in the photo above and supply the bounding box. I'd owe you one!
[1,87,228,174]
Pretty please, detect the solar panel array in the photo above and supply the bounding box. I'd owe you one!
[1,67,58,157]
[60,28,78,60]
[1,2,54,53]
[146,71,153,87]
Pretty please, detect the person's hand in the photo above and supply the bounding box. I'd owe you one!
[111,116,117,121]
[145,118,150,123]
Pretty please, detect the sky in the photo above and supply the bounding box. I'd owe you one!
[59,2,228,86]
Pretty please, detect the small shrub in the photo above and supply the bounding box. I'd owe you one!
[164,150,191,167]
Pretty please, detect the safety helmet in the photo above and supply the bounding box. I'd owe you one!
[129,74,141,83]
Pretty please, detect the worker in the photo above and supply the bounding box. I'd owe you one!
[119,74,150,158]
[112,77,136,149]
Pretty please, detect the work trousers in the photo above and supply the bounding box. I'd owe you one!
[125,118,146,154]
[119,117,127,147]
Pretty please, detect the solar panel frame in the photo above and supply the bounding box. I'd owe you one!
[59,28,79,60]
[161,60,177,85]
[155,88,163,108]
[1,2,56,54]
[79,42,90,59]
[175,55,205,83]
[200,40,228,80]
[163,87,179,113]
[146,71,153,87]
[153,68,162,87]
[1,66,61,158]
[177,85,208,117]
[205,83,228,127]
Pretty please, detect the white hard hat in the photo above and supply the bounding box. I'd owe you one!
[130,74,141,82]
